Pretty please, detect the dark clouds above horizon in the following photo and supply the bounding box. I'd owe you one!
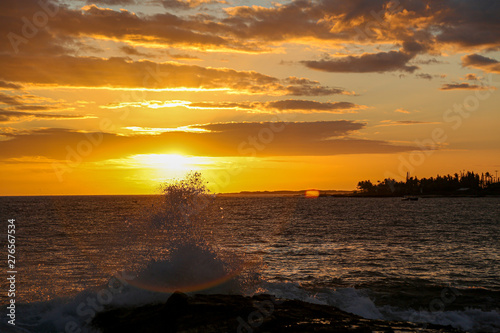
[0,0,499,165]
[0,54,347,96]
[0,121,416,161]
[302,50,419,73]
[0,0,497,97]
[1,0,499,68]
[462,54,500,74]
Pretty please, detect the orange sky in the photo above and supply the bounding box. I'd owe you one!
[0,0,499,195]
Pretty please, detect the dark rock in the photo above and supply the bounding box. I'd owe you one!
[92,293,463,333]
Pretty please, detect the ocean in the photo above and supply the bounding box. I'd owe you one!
[0,185,499,332]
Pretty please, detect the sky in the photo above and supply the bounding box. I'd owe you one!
[0,0,499,195]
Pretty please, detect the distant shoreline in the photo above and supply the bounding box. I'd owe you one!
[1,192,499,198]
[217,190,500,198]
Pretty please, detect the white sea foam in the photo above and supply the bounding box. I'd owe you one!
[379,306,500,332]
[4,276,500,332]
[258,281,500,332]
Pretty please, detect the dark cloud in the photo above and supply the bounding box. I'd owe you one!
[401,40,428,54]
[162,0,191,9]
[220,0,500,53]
[0,93,21,106]
[0,122,416,160]
[0,110,90,123]
[221,1,343,43]
[198,121,363,139]
[2,0,499,58]
[283,85,346,96]
[281,76,348,95]
[415,73,432,80]
[7,105,62,111]
[462,54,500,74]
[161,0,223,9]
[301,51,418,73]
[440,83,490,90]
[463,54,499,65]
[120,46,150,57]
[218,0,425,48]
[395,120,433,124]
[377,120,437,127]
[413,58,445,65]
[167,52,201,60]
[264,100,359,112]
[58,5,236,50]
[86,0,137,4]
[0,81,22,90]
[0,55,345,96]
[0,92,72,112]
[0,0,253,55]
[433,1,500,49]
[415,73,445,80]
[188,99,363,113]
[0,0,69,55]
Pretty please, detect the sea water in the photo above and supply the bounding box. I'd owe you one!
[0,179,499,332]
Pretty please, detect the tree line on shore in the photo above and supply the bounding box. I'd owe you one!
[356,171,500,196]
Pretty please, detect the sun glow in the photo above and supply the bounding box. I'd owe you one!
[135,154,203,171]
[129,154,214,181]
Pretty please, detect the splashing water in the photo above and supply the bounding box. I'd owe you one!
[0,173,264,333]
[122,172,260,294]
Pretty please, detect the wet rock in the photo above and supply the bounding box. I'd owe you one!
[92,293,462,332]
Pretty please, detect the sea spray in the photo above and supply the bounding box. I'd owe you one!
[0,173,262,333]
[121,172,262,294]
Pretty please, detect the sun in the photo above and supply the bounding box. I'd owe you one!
[139,154,191,171]
[130,154,214,181]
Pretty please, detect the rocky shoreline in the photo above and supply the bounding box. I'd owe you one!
[92,292,463,332]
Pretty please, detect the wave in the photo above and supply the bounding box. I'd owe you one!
[3,280,500,333]
[260,281,500,332]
